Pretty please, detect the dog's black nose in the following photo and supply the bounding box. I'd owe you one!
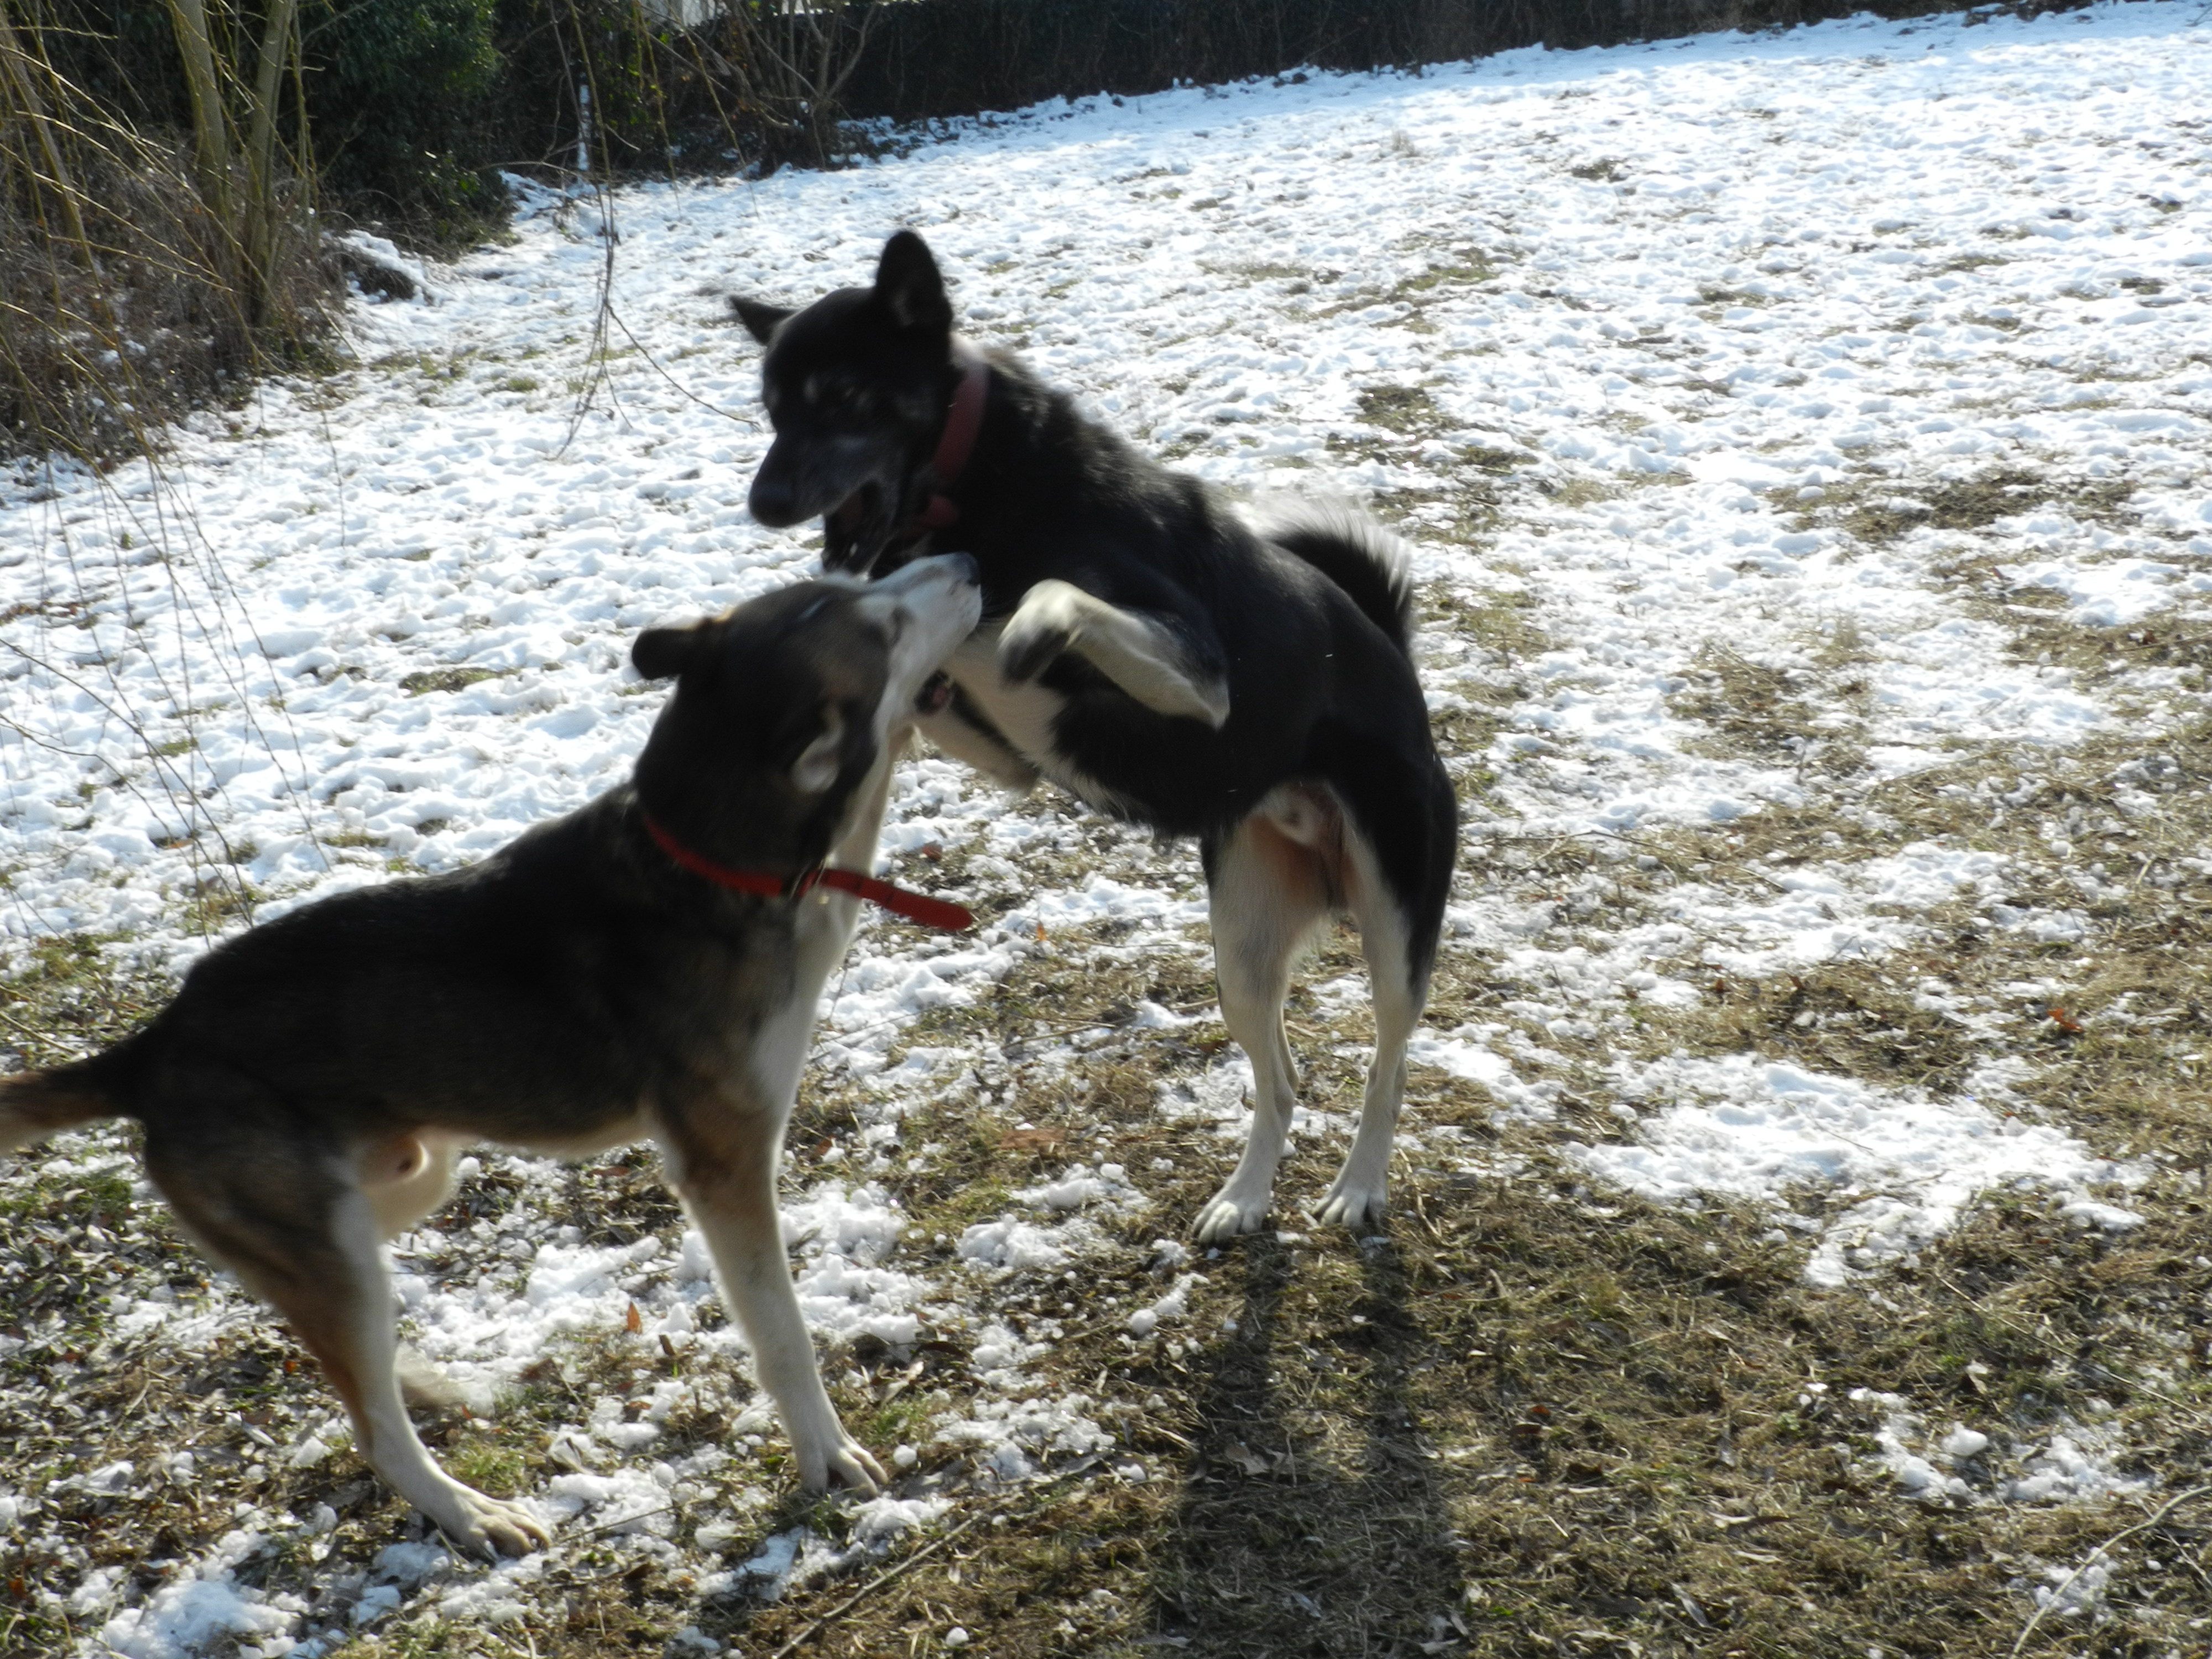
[748,467,802,528]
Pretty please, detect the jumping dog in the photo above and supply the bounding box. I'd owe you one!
[732,233,1458,1245]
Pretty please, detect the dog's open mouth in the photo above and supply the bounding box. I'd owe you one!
[826,484,877,540]
[915,671,953,715]
[823,483,887,573]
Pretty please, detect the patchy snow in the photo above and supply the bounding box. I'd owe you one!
[2,1,2206,1650]
[1855,1388,2151,1510]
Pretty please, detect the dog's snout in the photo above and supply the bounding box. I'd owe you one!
[748,468,802,529]
[938,552,980,589]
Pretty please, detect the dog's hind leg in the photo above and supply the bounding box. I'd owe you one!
[1311,748,1455,1234]
[1312,816,1423,1234]
[657,1076,885,1495]
[359,1131,470,1408]
[145,1099,550,1558]
[1192,790,1337,1244]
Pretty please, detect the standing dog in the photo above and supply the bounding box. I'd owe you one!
[732,233,1457,1245]
[0,556,982,1556]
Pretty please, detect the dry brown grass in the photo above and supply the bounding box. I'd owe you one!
[1792,467,2144,550]
[1668,643,1871,776]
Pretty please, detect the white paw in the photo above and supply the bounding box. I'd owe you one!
[998,580,1086,682]
[800,1434,886,1496]
[1313,1174,1389,1233]
[1192,1185,1272,1245]
[434,1489,553,1559]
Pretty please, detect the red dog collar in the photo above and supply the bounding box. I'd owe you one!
[917,343,989,531]
[643,812,974,932]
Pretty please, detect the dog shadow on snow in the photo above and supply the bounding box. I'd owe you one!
[1150,1231,1464,1655]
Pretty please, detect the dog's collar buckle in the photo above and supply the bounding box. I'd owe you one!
[641,811,974,932]
[919,344,989,530]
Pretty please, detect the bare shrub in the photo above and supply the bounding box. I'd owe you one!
[0,0,333,462]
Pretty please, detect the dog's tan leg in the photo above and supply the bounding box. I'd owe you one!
[643,698,898,1495]
[145,1119,551,1558]
[656,1088,884,1495]
[998,580,1231,728]
[1313,816,1423,1234]
[358,1131,469,1408]
[1192,790,1337,1245]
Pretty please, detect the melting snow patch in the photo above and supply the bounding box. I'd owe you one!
[933,1392,1113,1481]
[2006,1426,2152,1505]
[1855,1389,2150,1509]
[1856,1391,1980,1505]
[2029,1556,2116,1625]
[1571,1054,2140,1283]
[96,1532,304,1659]
[958,1219,1073,1272]
[1127,1272,1204,1338]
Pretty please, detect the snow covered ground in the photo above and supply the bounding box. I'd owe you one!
[2,3,2209,1652]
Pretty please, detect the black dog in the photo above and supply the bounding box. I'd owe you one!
[733,232,1457,1244]
[0,557,981,1554]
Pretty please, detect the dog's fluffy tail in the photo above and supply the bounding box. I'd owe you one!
[1249,498,1415,653]
[1,1040,139,1154]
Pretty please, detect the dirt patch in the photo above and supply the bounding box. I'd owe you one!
[721,1144,2212,1658]
[1667,643,1870,774]
[399,667,500,696]
[0,933,168,1072]
[1810,468,2142,548]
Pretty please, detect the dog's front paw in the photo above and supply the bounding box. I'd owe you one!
[1313,1173,1390,1234]
[436,1489,554,1560]
[998,618,1074,684]
[799,1433,887,1496]
[997,580,1087,683]
[1192,1181,1274,1246]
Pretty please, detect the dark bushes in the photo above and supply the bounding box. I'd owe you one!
[308,0,502,227]
[839,0,2013,122]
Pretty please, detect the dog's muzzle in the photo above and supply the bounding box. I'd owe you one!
[916,671,953,715]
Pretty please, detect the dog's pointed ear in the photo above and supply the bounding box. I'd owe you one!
[633,621,705,681]
[729,296,792,346]
[789,706,847,794]
[874,231,951,336]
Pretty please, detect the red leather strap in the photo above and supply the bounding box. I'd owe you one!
[644,812,786,895]
[919,345,989,530]
[642,812,974,932]
[810,866,977,933]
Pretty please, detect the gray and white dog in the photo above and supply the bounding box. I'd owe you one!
[0,556,982,1554]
